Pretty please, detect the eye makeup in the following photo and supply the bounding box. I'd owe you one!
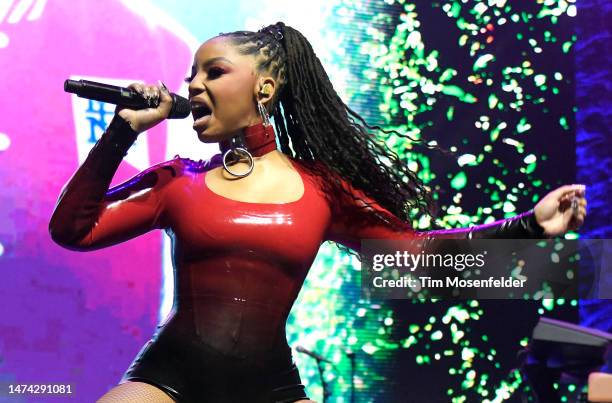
[185,57,233,83]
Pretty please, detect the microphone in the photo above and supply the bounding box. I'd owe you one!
[295,345,332,363]
[64,79,191,119]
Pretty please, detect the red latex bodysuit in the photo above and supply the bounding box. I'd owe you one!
[49,117,544,402]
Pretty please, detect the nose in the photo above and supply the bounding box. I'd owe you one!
[188,80,206,99]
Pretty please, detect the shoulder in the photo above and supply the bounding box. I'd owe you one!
[287,157,333,184]
[285,157,334,197]
[105,154,221,201]
[141,154,222,178]
[172,153,223,174]
[293,159,365,198]
[288,158,366,209]
[302,159,391,214]
[295,159,414,231]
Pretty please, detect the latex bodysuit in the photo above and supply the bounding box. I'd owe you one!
[49,116,545,402]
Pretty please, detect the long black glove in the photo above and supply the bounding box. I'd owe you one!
[413,209,547,240]
[464,209,546,239]
[49,115,139,247]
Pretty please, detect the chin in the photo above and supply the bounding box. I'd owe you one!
[197,125,244,144]
[195,128,226,144]
[196,133,219,143]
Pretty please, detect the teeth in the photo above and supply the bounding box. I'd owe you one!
[191,104,211,118]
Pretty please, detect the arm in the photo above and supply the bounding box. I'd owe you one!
[422,209,545,239]
[49,115,176,251]
[325,175,547,253]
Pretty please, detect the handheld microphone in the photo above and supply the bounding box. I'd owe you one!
[64,79,191,119]
[296,345,332,363]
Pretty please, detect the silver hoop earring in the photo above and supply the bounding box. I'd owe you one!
[257,101,271,127]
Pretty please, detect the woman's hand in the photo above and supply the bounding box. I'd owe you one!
[116,81,173,133]
[533,184,587,237]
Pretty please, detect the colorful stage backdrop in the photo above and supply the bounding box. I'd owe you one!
[0,0,609,402]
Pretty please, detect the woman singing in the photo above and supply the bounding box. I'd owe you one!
[49,22,587,403]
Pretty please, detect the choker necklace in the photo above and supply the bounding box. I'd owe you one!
[218,122,277,178]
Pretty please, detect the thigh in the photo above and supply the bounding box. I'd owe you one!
[96,381,176,403]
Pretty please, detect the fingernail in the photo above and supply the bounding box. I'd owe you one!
[158,80,169,92]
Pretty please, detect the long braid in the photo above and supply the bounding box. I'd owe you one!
[219,23,440,247]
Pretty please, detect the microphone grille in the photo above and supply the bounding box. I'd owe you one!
[168,94,191,119]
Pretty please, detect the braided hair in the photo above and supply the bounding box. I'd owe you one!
[219,22,438,246]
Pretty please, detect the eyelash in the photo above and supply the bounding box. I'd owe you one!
[184,67,225,83]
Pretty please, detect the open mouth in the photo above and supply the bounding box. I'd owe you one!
[191,103,212,122]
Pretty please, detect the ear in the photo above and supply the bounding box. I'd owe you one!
[255,76,276,106]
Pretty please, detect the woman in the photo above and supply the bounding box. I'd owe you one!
[49,22,586,403]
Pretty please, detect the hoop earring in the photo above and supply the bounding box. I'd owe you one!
[257,101,271,127]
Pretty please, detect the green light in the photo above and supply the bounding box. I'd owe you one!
[562,41,573,53]
[328,0,577,399]
[451,172,468,190]
[474,54,495,71]
[517,117,532,133]
[441,85,478,103]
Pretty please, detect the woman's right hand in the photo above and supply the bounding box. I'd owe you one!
[116,81,173,133]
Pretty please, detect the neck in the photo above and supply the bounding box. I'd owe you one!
[219,121,277,157]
